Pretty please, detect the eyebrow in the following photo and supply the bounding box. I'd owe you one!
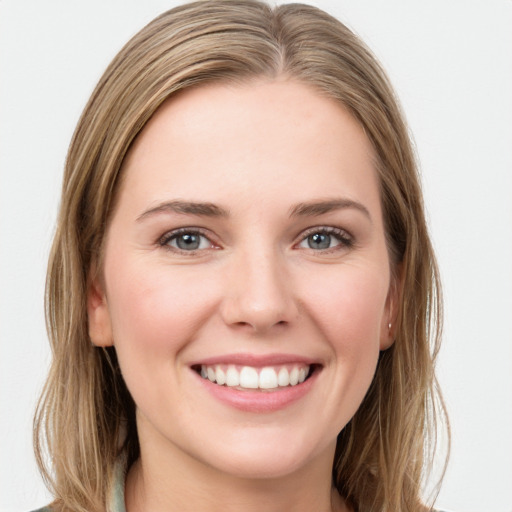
[137,198,371,222]
[289,198,372,221]
[137,200,229,221]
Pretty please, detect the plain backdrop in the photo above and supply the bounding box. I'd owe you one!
[1,1,511,511]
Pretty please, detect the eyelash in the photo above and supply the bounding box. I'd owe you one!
[157,226,354,254]
[158,228,216,253]
[296,226,354,253]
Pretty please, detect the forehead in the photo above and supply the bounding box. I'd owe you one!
[118,79,380,217]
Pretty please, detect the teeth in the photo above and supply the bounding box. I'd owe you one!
[277,367,290,387]
[289,367,299,386]
[199,364,311,389]
[226,365,240,387]
[215,366,226,385]
[259,367,278,389]
[239,367,259,388]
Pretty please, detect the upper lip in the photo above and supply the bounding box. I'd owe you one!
[189,353,322,367]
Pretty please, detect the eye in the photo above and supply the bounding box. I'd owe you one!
[159,229,215,252]
[297,227,353,251]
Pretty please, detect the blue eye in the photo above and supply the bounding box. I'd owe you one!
[160,230,213,252]
[298,228,352,251]
[307,232,332,250]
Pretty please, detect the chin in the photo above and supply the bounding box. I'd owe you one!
[197,431,332,481]
[213,454,311,480]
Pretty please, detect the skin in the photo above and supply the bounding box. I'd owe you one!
[88,79,398,512]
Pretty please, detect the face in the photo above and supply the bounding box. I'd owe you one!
[88,80,397,480]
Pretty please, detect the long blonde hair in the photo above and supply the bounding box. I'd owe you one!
[35,1,448,511]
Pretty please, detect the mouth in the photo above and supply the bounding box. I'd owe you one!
[191,363,321,392]
[190,354,322,412]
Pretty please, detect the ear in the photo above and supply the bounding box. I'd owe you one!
[87,269,114,347]
[380,264,403,351]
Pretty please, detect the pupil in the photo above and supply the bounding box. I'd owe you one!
[308,233,330,249]
[177,233,200,250]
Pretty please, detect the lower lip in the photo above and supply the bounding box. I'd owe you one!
[193,369,319,413]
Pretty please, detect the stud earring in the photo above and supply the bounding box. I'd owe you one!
[388,322,392,330]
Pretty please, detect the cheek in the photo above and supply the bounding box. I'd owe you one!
[105,258,218,359]
[293,265,389,430]
[303,265,389,349]
[103,258,224,418]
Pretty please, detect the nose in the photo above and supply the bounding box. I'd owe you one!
[220,248,299,334]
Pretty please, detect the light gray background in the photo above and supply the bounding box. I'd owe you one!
[1,1,511,511]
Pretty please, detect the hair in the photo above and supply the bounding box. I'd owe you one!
[34,1,449,511]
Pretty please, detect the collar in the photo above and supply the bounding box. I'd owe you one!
[109,456,127,512]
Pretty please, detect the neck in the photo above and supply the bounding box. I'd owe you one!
[125,421,348,512]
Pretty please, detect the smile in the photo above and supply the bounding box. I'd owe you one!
[199,364,311,390]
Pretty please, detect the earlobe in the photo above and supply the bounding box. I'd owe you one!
[379,265,403,351]
[380,320,395,351]
[87,272,114,347]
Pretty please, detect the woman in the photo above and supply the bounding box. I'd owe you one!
[33,1,448,511]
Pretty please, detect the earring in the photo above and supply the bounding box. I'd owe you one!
[388,322,392,330]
